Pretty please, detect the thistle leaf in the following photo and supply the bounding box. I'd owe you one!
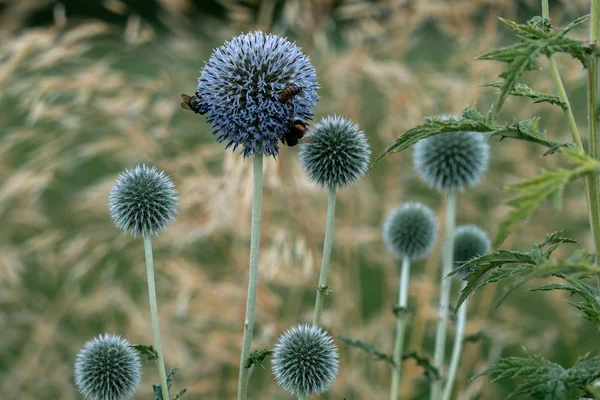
[478,16,590,111]
[481,82,566,108]
[560,14,591,37]
[244,348,273,369]
[337,336,394,365]
[478,350,600,399]
[494,149,600,246]
[372,105,571,165]
[153,368,186,400]
[130,344,158,361]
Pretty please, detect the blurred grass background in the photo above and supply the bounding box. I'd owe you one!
[0,0,598,398]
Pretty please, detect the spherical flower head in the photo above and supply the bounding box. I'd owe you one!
[197,31,318,157]
[271,324,339,397]
[109,165,178,237]
[299,115,370,189]
[383,202,438,260]
[74,333,141,400]
[454,225,490,266]
[413,131,489,191]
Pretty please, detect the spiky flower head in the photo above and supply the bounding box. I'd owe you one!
[299,115,370,189]
[383,202,438,260]
[413,131,489,191]
[271,324,339,397]
[197,31,318,157]
[454,225,490,268]
[109,165,178,237]
[74,333,141,400]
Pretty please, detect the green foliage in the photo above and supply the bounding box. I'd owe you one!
[131,344,159,361]
[478,350,600,399]
[530,274,600,326]
[244,348,274,369]
[481,82,565,109]
[337,336,440,380]
[494,149,600,246]
[372,105,573,165]
[449,231,600,311]
[153,368,187,400]
[478,16,591,111]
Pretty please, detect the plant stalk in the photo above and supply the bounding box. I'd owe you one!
[143,234,170,400]
[442,281,468,400]
[431,186,457,400]
[312,186,337,326]
[389,257,411,400]
[590,0,600,265]
[238,153,265,400]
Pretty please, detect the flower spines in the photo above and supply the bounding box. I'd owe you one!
[74,333,141,400]
[109,165,178,237]
[272,324,339,397]
[299,115,370,189]
[198,31,319,157]
[383,202,438,260]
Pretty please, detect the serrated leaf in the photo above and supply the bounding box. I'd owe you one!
[154,368,183,400]
[337,336,394,365]
[481,82,566,108]
[244,348,273,369]
[131,344,158,361]
[172,388,187,399]
[478,16,590,111]
[494,149,600,246]
[372,105,571,165]
[478,350,600,399]
[560,14,591,37]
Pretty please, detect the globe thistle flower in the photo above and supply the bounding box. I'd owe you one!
[109,165,178,237]
[453,225,490,272]
[413,131,489,191]
[383,202,438,260]
[197,31,318,157]
[299,115,370,189]
[74,333,141,400]
[272,324,339,397]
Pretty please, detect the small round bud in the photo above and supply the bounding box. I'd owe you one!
[454,225,491,266]
[109,165,178,237]
[74,333,141,400]
[299,115,370,189]
[383,202,438,260]
[271,324,339,397]
[413,131,489,191]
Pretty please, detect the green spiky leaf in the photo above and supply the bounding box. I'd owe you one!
[337,336,394,365]
[131,344,159,361]
[244,348,273,369]
[478,16,591,111]
[154,368,186,400]
[494,149,600,246]
[372,105,573,165]
[481,82,566,108]
[478,350,600,399]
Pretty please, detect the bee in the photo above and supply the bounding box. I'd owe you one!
[281,118,308,147]
[278,85,302,104]
[180,93,209,114]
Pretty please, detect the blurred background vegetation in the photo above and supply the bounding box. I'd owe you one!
[0,0,597,398]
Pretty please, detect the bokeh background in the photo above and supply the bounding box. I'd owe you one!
[1,0,597,399]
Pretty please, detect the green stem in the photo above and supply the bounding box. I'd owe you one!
[431,187,457,400]
[593,0,600,41]
[442,281,468,400]
[590,0,600,265]
[312,186,337,326]
[389,257,411,400]
[237,153,264,400]
[143,234,170,400]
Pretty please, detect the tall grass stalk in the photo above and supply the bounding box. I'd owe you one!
[312,186,337,326]
[389,257,410,400]
[442,281,468,400]
[238,153,264,400]
[143,234,170,400]
[431,187,457,399]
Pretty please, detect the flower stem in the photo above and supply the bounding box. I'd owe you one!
[237,153,264,400]
[589,0,600,265]
[312,186,337,326]
[143,234,170,400]
[431,186,457,400]
[442,281,468,400]
[389,257,411,400]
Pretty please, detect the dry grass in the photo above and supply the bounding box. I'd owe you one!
[0,0,596,399]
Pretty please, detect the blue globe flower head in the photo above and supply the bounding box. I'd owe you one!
[383,202,438,260]
[74,333,141,400]
[454,225,490,276]
[272,324,339,397]
[299,115,371,189]
[197,31,319,157]
[109,165,178,237]
[413,130,489,191]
